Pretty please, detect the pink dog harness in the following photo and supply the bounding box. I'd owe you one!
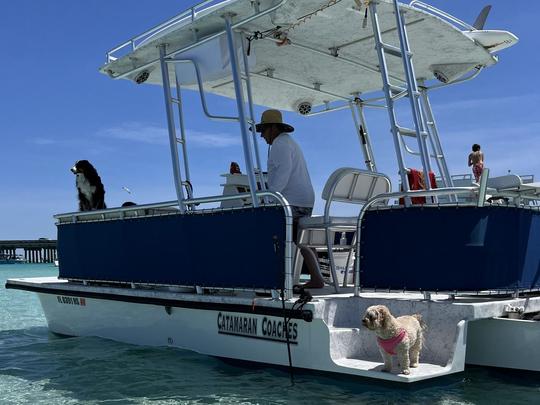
[377,329,407,355]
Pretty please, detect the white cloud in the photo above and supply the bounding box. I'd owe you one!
[188,130,241,147]
[97,122,167,145]
[97,122,241,148]
[31,137,59,145]
[27,136,115,154]
[444,122,540,140]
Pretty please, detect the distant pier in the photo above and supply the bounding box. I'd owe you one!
[0,240,57,263]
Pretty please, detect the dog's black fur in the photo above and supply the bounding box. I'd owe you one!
[71,160,106,211]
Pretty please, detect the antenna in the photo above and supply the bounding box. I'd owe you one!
[472,5,492,30]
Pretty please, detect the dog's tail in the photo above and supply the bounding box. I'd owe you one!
[413,314,428,331]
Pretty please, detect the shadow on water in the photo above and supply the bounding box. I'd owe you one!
[0,329,539,404]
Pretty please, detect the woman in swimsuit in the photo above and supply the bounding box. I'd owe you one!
[468,143,484,183]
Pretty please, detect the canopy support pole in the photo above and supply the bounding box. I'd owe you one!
[350,97,377,172]
[369,1,410,198]
[239,33,267,196]
[159,44,186,213]
[419,83,454,189]
[174,76,193,200]
[224,15,259,207]
[391,0,433,188]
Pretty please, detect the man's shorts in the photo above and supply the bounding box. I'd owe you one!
[291,206,313,243]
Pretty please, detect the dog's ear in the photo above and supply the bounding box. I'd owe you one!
[378,306,390,329]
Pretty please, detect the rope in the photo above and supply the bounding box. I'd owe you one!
[271,234,295,385]
[272,229,314,386]
[245,27,282,55]
[279,286,313,386]
[274,0,344,47]
[280,288,295,386]
[246,0,374,54]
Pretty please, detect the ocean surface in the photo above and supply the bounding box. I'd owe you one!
[1,264,539,404]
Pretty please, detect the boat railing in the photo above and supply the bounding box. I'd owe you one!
[167,58,240,122]
[106,0,229,63]
[520,174,535,184]
[54,191,292,222]
[408,1,476,31]
[55,191,296,299]
[105,0,288,79]
[353,186,484,296]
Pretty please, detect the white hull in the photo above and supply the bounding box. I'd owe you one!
[37,290,466,383]
[466,318,540,372]
[8,277,540,383]
[41,293,318,367]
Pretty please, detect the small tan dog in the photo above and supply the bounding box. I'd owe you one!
[362,305,426,375]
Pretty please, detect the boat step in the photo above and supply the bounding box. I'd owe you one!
[333,357,450,381]
[327,321,468,382]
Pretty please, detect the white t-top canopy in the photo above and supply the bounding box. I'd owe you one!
[100,0,517,111]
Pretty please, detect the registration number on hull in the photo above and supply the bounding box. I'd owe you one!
[56,296,86,306]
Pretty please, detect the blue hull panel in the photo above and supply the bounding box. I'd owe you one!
[58,207,286,290]
[360,206,540,291]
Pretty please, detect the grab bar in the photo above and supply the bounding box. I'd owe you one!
[105,0,289,80]
[353,186,479,296]
[107,0,246,62]
[409,1,475,31]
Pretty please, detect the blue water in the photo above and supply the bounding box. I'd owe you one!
[1,264,539,404]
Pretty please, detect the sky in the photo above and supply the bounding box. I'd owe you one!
[1,0,539,240]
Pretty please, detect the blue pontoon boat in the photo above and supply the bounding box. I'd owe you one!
[7,0,540,382]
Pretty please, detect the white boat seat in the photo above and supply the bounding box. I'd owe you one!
[487,174,522,191]
[321,168,391,205]
[296,168,392,293]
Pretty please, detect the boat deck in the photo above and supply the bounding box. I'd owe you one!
[10,276,540,310]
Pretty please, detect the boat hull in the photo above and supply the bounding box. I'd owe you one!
[466,318,540,372]
[14,277,540,382]
[23,284,468,383]
[39,292,316,367]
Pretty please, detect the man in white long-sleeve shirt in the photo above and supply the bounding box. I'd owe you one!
[256,109,324,289]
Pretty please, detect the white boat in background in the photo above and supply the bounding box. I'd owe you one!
[53,260,59,267]
[6,0,540,383]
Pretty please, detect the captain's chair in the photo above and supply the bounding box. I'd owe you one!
[296,168,392,292]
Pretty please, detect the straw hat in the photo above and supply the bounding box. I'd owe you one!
[255,109,294,133]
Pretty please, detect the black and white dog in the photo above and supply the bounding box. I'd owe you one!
[71,160,107,211]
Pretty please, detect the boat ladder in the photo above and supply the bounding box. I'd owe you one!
[368,0,454,195]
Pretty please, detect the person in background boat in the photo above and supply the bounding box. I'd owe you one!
[230,161,241,174]
[468,144,484,183]
[256,109,324,289]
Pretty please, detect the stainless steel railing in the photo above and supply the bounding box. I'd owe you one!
[106,0,231,63]
[104,0,289,80]
[352,182,540,296]
[408,1,475,31]
[353,186,480,296]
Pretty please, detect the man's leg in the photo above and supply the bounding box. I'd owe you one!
[292,206,324,289]
[299,246,325,288]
